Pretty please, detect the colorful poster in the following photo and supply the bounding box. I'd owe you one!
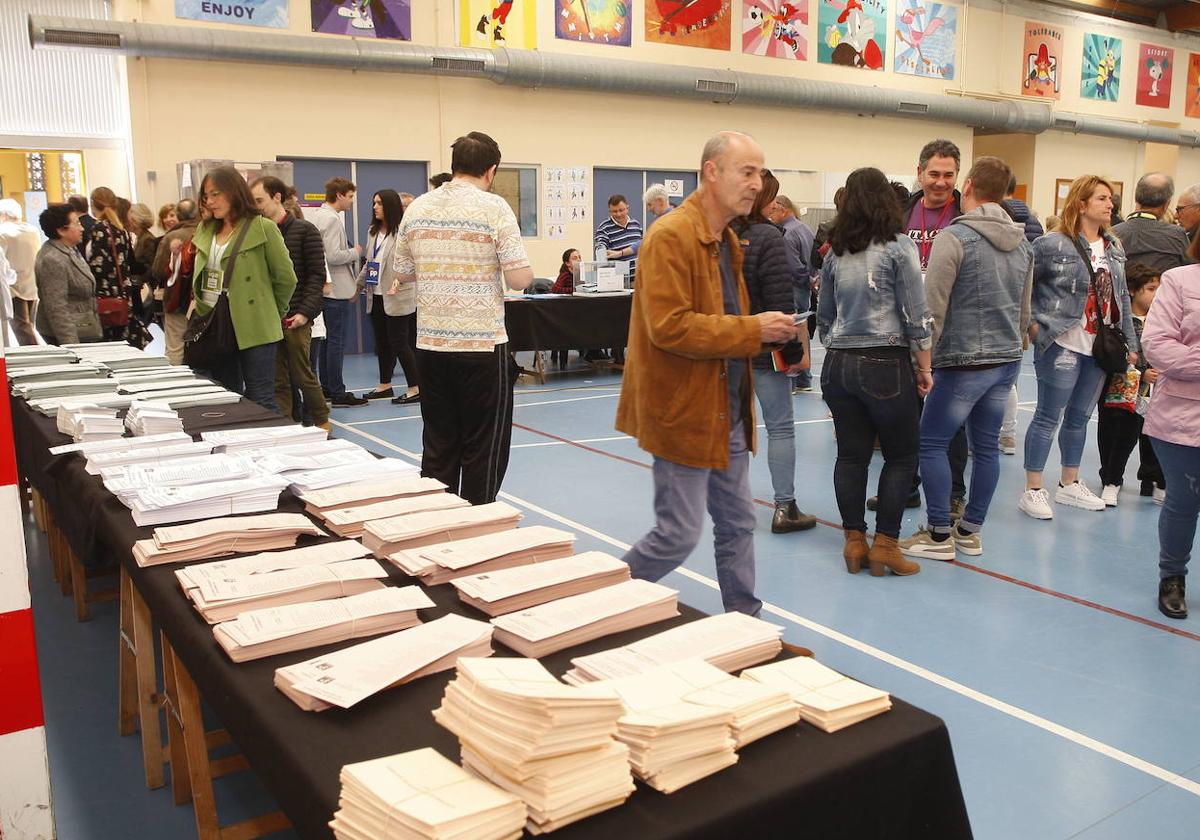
[459,0,537,49]
[645,0,732,51]
[310,1,410,39]
[176,0,288,28]
[1186,54,1200,118]
[1080,34,1121,102]
[893,1,955,79]
[742,0,808,61]
[817,0,887,71]
[1021,21,1062,99]
[555,0,632,46]
[1137,43,1174,108]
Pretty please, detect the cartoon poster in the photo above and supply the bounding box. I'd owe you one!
[1080,34,1121,102]
[817,0,887,71]
[742,0,808,61]
[555,0,632,46]
[1136,43,1174,108]
[1021,21,1062,99]
[1186,54,1200,118]
[176,0,288,28]
[893,1,955,79]
[459,0,537,49]
[310,1,410,39]
[644,0,732,51]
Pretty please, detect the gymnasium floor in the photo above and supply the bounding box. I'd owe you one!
[29,347,1200,839]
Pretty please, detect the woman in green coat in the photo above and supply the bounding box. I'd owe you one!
[192,166,297,412]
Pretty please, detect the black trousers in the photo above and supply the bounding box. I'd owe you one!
[417,344,515,505]
[368,303,420,389]
[1097,405,1164,489]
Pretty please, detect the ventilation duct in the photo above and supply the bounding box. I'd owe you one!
[27,15,1200,149]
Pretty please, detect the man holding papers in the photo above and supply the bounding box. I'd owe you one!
[616,132,798,616]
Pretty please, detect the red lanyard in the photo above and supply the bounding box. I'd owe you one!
[918,201,954,264]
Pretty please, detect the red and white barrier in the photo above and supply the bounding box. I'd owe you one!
[0,352,54,838]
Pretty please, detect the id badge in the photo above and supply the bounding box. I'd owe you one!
[365,260,381,286]
[201,267,223,305]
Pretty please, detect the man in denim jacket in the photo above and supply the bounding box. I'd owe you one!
[899,157,1033,561]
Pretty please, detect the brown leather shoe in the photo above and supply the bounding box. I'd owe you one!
[318,421,332,435]
[843,530,869,574]
[868,534,920,577]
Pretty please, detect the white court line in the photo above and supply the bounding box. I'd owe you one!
[511,434,632,450]
[333,417,1200,800]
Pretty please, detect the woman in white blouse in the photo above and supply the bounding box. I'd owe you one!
[360,189,419,405]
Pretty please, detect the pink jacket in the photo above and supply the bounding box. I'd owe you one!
[1143,265,1200,447]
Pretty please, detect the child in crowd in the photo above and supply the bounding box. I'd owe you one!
[1097,262,1165,506]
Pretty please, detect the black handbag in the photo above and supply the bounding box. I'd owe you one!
[1069,235,1129,375]
[183,220,251,370]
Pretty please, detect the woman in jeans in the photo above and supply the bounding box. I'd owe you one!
[817,167,933,577]
[1020,176,1138,519]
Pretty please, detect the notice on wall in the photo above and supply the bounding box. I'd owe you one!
[1021,21,1062,100]
[175,0,289,28]
[1137,43,1174,109]
[544,168,567,239]
[311,0,411,40]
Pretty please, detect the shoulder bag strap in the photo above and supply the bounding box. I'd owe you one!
[1071,234,1122,323]
[218,218,254,293]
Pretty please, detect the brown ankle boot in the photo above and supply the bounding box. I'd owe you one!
[843,530,869,574]
[868,534,920,577]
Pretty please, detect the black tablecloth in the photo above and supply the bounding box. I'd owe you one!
[504,295,633,352]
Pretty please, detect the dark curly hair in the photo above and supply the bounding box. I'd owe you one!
[828,167,904,256]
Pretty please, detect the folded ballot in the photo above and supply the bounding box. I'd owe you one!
[174,540,368,587]
[388,525,573,586]
[275,613,494,711]
[740,657,892,733]
[85,441,215,475]
[49,430,193,457]
[237,437,363,465]
[329,748,526,840]
[490,579,679,659]
[103,454,258,498]
[298,476,448,516]
[363,502,523,559]
[214,586,436,662]
[201,424,330,453]
[253,447,377,477]
[450,552,630,617]
[287,458,418,494]
[319,492,470,539]
[133,513,328,567]
[127,474,291,527]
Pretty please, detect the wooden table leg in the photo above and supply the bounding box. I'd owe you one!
[67,537,89,622]
[118,568,138,738]
[122,573,165,788]
[30,488,46,533]
[161,634,192,807]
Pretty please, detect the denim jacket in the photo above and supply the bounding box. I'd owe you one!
[1031,231,1138,354]
[817,234,932,350]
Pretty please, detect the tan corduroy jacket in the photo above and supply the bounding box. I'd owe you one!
[615,191,764,470]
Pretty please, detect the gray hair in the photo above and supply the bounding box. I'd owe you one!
[175,198,198,221]
[644,183,668,204]
[0,198,21,220]
[918,139,961,171]
[1179,182,1200,207]
[1135,172,1175,208]
[774,195,796,214]
[701,131,754,170]
[128,202,155,233]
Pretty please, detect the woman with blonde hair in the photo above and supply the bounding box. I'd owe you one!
[84,186,139,342]
[1019,175,1139,519]
[158,203,178,234]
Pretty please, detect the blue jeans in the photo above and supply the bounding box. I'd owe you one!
[1150,438,1200,579]
[1024,343,1107,473]
[318,298,350,398]
[753,368,795,504]
[624,421,761,616]
[209,341,280,413]
[921,362,1020,530]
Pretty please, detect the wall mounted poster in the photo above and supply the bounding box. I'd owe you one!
[1021,21,1062,99]
[893,1,956,79]
[645,0,732,51]
[818,0,887,70]
[1080,34,1121,102]
[1136,43,1174,108]
[459,0,537,48]
[555,0,632,46]
[310,1,410,38]
[176,0,288,27]
[1186,53,1200,118]
[742,0,808,61]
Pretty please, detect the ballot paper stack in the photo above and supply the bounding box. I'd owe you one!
[126,473,291,527]
[434,657,634,834]
[174,540,368,587]
[252,446,377,478]
[450,552,631,617]
[123,401,184,436]
[214,586,436,662]
[275,613,494,712]
[328,748,526,840]
[84,440,215,475]
[4,345,78,367]
[238,437,364,468]
[134,513,329,566]
[564,612,785,684]
[71,343,171,371]
[49,430,192,457]
[297,475,448,518]
[13,377,119,401]
[201,425,331,453]
[362,502,524,559]
[10,362,107,384]
[740,657,892,733]
[56,405,125,442]
[287,458,418,494]
[490,579,679,659]
[102,454,258,500]
[319,492,470,539]
[388,525,574,586]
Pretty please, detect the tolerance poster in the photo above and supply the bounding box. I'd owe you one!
[817,0,887,71]
[645,0,732,51]
[310,1,411,39]
[459,0,537,48]
[1021,21,1061,99]
[1186,53,1200,118]
[1136,43,1174,108]
[176,0,288,27]
[555,0,632,46]
[742,0,808,61]
[893,1,955,80]
[1080,34,1121,102]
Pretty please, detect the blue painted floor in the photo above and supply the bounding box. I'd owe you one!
[29,347,1200,839]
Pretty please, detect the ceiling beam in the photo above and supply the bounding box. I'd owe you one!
[1166,3,1200,32]
[1051,0,1159,22]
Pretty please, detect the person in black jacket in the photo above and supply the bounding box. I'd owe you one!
[250,176,330,430]
[733,170,817,534]
[1002,174,1044,244]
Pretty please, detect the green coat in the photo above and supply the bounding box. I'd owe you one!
[191,216,297,350]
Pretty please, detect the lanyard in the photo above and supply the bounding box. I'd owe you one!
[918,200,954,264]
[371,233,387,260]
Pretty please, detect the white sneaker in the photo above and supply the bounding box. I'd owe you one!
[999,435,1017,455]
[1154,487,1166,505]
[1100,484,1120,507]
[1019,488,1054,520]
[1055,481,1106,511]
[337,5,356,16]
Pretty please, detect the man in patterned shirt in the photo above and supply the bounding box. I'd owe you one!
[390,132,533,504]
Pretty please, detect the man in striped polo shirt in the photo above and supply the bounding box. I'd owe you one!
[594,194,644,278]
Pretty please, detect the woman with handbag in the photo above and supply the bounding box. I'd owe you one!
[361,189,420,405]
[33,203,103,345]
[190,166,297,412]
[1020,175,1139,520]
[84,186,138,343]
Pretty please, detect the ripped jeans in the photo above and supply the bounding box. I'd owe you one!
[1024,343,1107,474]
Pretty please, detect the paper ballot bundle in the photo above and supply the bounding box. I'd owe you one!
[175,540,370,589]
[319,492,470,539]
[389,525,575,587]
[133,513,327,567]
[298,476,448,517]
[740,657,892,733]
[450,551,630,617]
[363,502,523,559]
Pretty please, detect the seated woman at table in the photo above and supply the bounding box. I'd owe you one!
[34,203,103,344]
[550,248,580,295]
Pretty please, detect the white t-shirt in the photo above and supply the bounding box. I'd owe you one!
[200,237,231,308]
[1055,238,1110,355]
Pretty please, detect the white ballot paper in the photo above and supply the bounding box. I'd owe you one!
[740,657,891,733]
[320,492,468,537]
[176,540,369,590]
[450,551,630,616]
[196,557,387,604]
[388,524,570,585]
[287,458,418,493]
[85,441,214,474]
[218,587,434,648]
[298,475,447,513]
[50,430,193,457]
[253,447,377,476]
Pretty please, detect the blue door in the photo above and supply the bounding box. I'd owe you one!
[592,168,644,257]
[644,169,698,229]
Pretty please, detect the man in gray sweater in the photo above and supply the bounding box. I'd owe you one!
[1110,172,1191,273]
